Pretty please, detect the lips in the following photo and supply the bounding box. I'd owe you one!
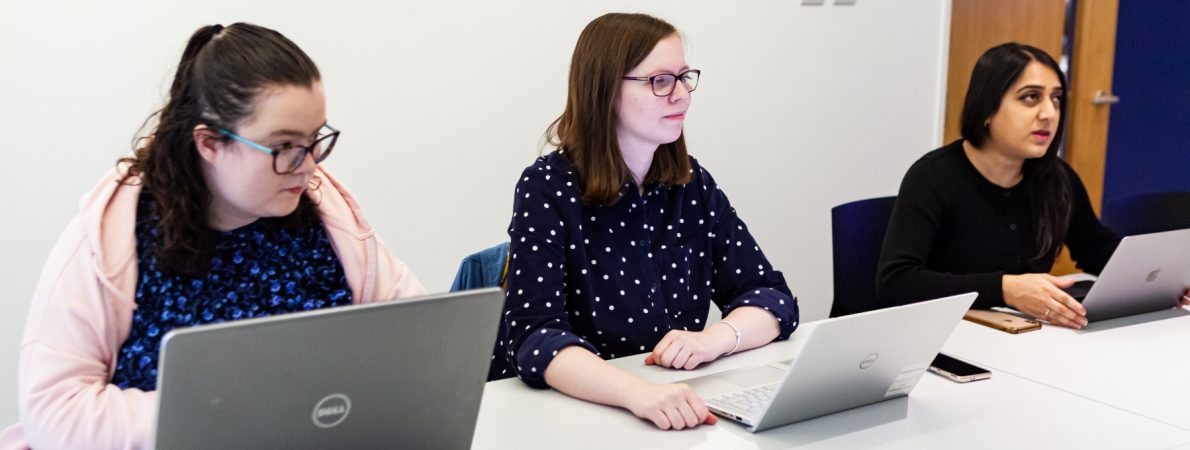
[1032,130,1052,140]
[664,112,686,120]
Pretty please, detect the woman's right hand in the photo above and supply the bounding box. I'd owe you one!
[1002,273,1088,329]
[621,382,717,430]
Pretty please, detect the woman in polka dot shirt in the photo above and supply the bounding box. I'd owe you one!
[498,13,799,431]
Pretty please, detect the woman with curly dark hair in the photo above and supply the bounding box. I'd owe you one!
[2,23,424,448]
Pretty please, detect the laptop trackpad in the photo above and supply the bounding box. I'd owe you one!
[687,361,788,397]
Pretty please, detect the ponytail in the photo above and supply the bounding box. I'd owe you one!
[119,23,321,275]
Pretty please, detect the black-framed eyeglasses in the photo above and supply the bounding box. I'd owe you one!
[219,124,340,175]
[623,69,701,97]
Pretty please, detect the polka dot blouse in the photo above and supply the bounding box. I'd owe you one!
[111,193,353,391]
[498,151,799,388]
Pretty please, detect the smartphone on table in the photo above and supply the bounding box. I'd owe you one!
[929,353,991,383]
[963,309,1041,334]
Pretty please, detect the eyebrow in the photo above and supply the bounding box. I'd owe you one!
[645,66,691,77]
[1015,84,1062,93]
[263,122,328,139]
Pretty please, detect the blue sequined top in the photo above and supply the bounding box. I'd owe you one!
[112,194,353,391]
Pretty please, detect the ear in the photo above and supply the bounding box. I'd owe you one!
[193,124,222,164]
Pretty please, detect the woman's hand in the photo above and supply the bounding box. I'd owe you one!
[644,325,736,370]
[545,347,717,431]
[1003,274,1088,329]
[621,382,717,430]
[1180,288,1190,306]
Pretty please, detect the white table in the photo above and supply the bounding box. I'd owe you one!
[943,306,1190,431]
[473,321,1190,449]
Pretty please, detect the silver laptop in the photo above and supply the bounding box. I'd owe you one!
[154,288,503,449]
[1061,228,1190,322]
[689,292,976,432]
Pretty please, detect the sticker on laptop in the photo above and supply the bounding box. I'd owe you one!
[883,363,929,398]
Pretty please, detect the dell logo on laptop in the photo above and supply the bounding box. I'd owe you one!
[312,393,351,429]
[859,353,879,369]
[1146,268,1161,283]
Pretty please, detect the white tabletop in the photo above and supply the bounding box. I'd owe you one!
[942,306,1190,431]
[474,320,1190,449]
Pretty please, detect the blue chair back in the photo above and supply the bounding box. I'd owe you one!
[1102,191,1190,237]
[830,196,896,317]
[450,242,515,381]
[450,242,511,292]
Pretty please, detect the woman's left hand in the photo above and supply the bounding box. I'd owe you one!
[644,325,736,370]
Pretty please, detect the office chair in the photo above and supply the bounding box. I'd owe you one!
[1101,191,1190,237]
[450,242,511,292]
[830,196,897,318]
[450,242,515,381]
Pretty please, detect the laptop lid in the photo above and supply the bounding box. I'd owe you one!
[1081,228,1190,322]
[154,288,503,449]
[749,292,976,432]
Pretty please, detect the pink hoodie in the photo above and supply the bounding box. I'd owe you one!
[0,166,426,449]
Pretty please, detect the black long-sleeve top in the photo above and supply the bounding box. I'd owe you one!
[877,140,1120,309]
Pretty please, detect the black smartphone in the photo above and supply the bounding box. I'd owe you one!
[928,353,991,383]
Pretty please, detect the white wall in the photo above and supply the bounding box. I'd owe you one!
[0,0,950,425]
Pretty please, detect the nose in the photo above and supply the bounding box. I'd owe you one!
[668,79,691,103]
[1039,97,1058,121]
[293,148,319,175]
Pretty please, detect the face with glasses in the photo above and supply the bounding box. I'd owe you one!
[616,33,697,157]
[194,82,331,231]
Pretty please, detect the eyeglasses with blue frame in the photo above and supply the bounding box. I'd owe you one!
[218,124,339,175]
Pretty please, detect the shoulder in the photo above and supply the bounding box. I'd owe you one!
[1054,157,1082,183]
[900,141,967,188]
[910,140,963,174]
[1052,157,1093,198]
[684,155,717,189]
[516,151,580,194]
[309,167,379,238]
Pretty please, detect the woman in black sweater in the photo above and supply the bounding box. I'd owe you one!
[877,43,1119,329]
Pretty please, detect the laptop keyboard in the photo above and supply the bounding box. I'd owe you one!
[707,383,779,419]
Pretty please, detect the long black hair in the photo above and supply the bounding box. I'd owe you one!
[120,23,322,275]
[960,42,1072,267]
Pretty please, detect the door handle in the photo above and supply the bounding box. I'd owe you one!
[1092,90,1121,105]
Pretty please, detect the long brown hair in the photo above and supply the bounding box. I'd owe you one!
[960,42,1072,266]
[546,13,691,206]
[120,23,322,275]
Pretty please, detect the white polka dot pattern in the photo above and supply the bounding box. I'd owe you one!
[497,152,799,388]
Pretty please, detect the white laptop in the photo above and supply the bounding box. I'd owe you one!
[1060,227,1190,322]
[687,292,977,432]
[154,288,503,449]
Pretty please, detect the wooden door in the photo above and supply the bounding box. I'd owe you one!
[944,0,1065,144]
[1056,0,1119,274]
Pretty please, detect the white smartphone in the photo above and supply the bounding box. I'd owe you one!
[928,353,991,383]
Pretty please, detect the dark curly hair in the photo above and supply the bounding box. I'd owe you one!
[120,23,322,275]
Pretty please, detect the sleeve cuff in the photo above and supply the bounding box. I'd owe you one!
[722,287,800,340]
[513,328,599,389]
[971,271,1007,309]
